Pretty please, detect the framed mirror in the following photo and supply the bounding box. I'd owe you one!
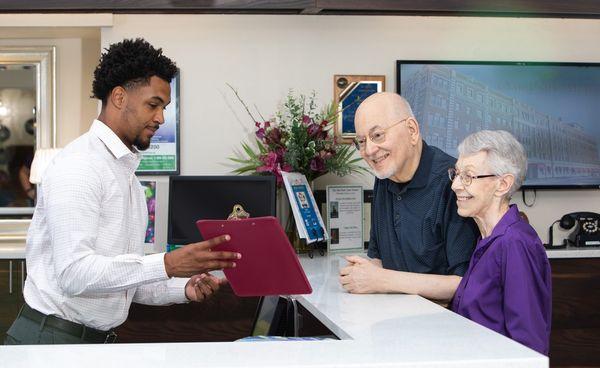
[0,46,56,216]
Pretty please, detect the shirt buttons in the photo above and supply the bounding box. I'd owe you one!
[397,196,402,201]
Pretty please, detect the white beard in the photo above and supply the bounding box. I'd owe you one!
[372,164,398,180]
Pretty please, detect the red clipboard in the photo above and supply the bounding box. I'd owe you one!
[196,216,312,297]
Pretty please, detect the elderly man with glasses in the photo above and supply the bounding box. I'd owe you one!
[339,92,478,301]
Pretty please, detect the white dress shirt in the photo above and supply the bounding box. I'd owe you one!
[24,120,188,331]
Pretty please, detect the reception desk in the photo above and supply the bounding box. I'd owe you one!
[0,253,546,368]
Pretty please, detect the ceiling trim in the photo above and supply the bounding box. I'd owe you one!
[0,0,599,18]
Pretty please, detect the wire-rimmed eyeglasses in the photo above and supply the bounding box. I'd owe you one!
[353,117,409,151]
[448,168,497,186]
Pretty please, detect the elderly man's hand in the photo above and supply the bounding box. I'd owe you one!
[185,273,227,302]
[339,255,385,294]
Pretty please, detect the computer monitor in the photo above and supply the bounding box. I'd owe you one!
[250,295,295,337]
[167,175,276,245]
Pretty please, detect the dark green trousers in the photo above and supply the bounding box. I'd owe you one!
[4,305,113,345]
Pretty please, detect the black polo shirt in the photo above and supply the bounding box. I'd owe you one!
[367,141,478,276]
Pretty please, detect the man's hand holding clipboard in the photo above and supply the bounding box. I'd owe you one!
[196,217,312,297]
[164,234,243,302]
[164,234,242,277]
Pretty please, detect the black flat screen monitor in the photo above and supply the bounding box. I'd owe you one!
[397,60,600,189]
[167,175,276,245]
[250,295,293,337]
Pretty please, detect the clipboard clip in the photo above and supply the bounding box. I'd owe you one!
[227,204,250,220]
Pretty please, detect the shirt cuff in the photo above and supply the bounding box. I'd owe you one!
[142,252,169,283]
[166,277,190,304]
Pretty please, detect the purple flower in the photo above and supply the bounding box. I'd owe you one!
[256,152,290,186]
[310,157,325,172]
[255,127,266,140]
[319,150,333,160]
[265,127,282,145]
[302,115,312,125]
[307,123,322,138]
[257,152,278,171]
[275,147,286,161]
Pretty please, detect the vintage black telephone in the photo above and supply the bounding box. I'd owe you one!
[547,212,600,248]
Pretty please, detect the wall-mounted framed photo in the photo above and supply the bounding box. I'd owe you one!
[136,72,180,175]
[397,60,600,189]
[333,75,385,144]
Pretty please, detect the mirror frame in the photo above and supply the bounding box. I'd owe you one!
[0,46,56,216]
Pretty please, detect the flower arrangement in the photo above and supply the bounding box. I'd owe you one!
[228,85,366,186]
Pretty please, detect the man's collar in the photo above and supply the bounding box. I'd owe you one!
[386,140,431,194]
[406,141,433,190]
[90,119,138,160]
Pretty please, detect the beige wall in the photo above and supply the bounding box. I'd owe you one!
[101,14,600,244]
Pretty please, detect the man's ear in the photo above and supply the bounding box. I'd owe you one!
[406,117,420,145]
[109,86,127,110]
[495,173,515,198]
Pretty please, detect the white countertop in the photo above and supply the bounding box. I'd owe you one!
[4,241,600,261]
[0,220,28,259]
[0,253,547,368]
[545,246,600,259]
[0,242,26,259]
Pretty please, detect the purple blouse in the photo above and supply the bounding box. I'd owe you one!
[450,205,552,355]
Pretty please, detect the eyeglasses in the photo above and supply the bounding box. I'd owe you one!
[448,168,497,186]
[353,117,409,151]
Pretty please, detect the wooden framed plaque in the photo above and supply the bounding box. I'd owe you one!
[333,75,385,144]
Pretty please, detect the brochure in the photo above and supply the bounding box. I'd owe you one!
[281,172,327,244]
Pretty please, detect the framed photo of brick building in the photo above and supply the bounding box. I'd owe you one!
[397,60,600,189]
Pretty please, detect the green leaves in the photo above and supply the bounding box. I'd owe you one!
[228,141,263,174]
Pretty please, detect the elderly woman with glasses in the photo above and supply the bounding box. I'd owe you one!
[448,130,552,355]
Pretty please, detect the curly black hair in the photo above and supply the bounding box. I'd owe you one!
[92,38,177,104]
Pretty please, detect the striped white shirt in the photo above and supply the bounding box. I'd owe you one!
[24,120,188,331]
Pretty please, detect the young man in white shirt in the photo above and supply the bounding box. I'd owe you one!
[5,38,241,345]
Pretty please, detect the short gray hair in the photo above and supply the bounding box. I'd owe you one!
[457,130,527,199]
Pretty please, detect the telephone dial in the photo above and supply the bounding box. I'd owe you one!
[547,212,600,248]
